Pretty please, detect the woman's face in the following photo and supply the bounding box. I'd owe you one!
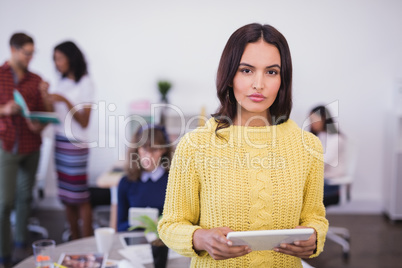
[138,146,166,172]
[309,113,325,133]
[232,39,281,123]
[53,49,70,75]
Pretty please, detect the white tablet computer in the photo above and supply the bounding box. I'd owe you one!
[227,228,314,251]
[128,207,159,227]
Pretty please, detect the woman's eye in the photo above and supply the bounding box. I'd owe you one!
[241,68,252,74]
[267,70,278,75]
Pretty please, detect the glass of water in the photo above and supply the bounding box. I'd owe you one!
[32,239,56,268]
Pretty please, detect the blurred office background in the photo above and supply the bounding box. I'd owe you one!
[1,1,402,266]
[1,0,401,217]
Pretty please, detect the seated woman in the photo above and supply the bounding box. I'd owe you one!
[309,105,347,207]
[117,124,172,232]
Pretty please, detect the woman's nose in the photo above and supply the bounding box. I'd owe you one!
[252,73,264,90]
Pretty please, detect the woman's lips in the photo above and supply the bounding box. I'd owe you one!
[248,93,265,102]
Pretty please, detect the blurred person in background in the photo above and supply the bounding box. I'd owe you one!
[0,32,49,267]
[47,41,95,240]
[117,124,171,232]
[309,105,347,206]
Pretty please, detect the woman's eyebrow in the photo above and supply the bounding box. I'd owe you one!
[266,64,281,69]
[239,63,254,68]
[239,63,281,69]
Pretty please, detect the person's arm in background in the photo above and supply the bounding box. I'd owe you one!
[49,76,95,128]
[49,94,91,128]
[38,80,54,112]
[0,99,47,134]
[25,79,49,134]
[0,95,46,134]
[117,177,130,232]
[25,119,47,134]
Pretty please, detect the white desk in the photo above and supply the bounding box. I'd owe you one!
[15,233,190,268]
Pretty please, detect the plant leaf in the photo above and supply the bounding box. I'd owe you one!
[127,214,164,240]
[128,215,157,233]
[158,80,172,96]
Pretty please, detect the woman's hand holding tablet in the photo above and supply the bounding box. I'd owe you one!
[226,228,314,251]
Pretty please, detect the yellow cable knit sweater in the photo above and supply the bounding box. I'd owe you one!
[158,118,328,267]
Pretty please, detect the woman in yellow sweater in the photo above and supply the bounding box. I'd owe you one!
[158,23,328,267]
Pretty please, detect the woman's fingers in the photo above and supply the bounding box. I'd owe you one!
[274,226,317,258]
[193,227,252,260]
[274,242,315,258]
[210,242,250,260]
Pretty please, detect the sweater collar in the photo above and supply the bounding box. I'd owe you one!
[205,117,298,146]
[140,166,165,183]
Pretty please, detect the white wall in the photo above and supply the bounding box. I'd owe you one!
[1,0,401,212]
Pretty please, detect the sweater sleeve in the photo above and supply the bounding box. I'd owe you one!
[157,133,203,257]
[299,135,329,257]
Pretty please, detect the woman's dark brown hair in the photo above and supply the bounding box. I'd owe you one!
[54,41,88,83]
[213,23,293,134]
[125,125,172,182]
[309,105,340,136]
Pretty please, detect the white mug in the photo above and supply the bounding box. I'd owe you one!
[94,227,115,254]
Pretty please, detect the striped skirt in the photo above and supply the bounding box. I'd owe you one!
[55,135,90,205]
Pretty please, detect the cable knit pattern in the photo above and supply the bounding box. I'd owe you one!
[158,118,328,268]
